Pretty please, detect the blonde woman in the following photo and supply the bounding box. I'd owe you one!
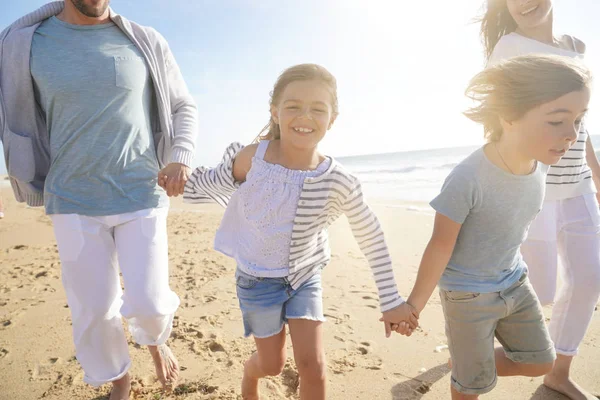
[406,55,592,399]
[479,2,600,399]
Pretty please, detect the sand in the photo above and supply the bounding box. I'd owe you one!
[0,186,598,400]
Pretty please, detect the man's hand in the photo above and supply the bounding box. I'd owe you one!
[158,163,191,197]
[380,302,419,338]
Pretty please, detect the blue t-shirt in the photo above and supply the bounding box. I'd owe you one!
[31,16,167,215]
[430,147,547,293]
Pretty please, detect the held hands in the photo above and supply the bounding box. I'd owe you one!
[379,302,419,338]
[158,163,191,197]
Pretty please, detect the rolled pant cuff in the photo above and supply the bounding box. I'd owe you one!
[83,360,131,387]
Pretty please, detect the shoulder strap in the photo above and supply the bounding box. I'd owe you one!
[255,140,269,160]
[569,35,578,51]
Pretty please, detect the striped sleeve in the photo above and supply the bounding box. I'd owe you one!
[182,142,244,208]
[342,179,404,312]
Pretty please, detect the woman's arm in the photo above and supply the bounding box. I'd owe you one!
[585,135,600,203]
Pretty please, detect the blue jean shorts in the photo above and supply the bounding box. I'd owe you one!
[235,268,325,338]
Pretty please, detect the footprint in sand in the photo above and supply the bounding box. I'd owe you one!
[281,363,300,395]
[34,270,49,279]
[0,347,8,359]
[208,340,226,353]
[202,295,217,303]
[30,357,64,381]
[263,379,286,398]
[172,381,220,396]
[323,312,351,325]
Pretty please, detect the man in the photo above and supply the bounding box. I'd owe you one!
[0,1,198,398]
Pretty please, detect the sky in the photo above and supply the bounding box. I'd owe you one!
[1,0,600,172]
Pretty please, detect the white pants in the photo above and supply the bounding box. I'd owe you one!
[521,193,600,356]
[51,208,179,386]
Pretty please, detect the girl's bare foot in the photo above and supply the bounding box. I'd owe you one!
[148,344,179,391]
[242,360,260,400]
[109,373,131,400]
[544,374,598,400]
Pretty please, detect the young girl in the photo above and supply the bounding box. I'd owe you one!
[183,64,417,400]
[406,55,591,399]
[480,2,600,398]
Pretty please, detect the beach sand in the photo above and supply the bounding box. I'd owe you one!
[0,186,598,400]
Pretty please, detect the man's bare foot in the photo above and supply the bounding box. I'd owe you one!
[242,360,260,400]
[109,373,131,400]
[148,344,179,391]
[544,373,598,400]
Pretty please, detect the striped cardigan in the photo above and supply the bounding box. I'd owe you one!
[183,142,404,312]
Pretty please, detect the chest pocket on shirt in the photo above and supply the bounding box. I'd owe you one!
[114,56,147,91]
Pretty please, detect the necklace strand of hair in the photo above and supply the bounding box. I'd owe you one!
[493,143,535,175]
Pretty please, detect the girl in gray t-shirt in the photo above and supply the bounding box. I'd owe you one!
[404,55,592,399]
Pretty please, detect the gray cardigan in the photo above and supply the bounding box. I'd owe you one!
[0,1,198,206]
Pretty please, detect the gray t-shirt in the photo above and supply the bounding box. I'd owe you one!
[31,16,167,215]
[430,147,547,292]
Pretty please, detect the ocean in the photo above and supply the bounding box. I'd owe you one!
[339,135,600,205]
[3,136,600,205]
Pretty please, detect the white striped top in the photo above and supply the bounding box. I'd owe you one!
[488,32,595,201]
[183,142,404,312]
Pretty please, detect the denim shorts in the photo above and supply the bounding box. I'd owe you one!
[235,268,325,338]
[440,273,556,396]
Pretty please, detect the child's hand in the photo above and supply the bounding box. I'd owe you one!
[390,321,414,336]
[379,302,419,338]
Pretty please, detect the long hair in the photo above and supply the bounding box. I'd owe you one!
[478,0,518,60]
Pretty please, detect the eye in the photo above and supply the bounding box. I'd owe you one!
[313,109,326,113]
[548,121,563,126]
[286,106,299,110]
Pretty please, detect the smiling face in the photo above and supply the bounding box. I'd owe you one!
[502,88,590,165]
[506,0,553,31]
[270,79,336,150]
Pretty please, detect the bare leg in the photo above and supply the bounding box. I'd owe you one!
[288,319,326,400]
[544,354,598,400]
[451,384,479,400]
[495,347,553,377]
[109,373,131,400]
[242,327,287,400]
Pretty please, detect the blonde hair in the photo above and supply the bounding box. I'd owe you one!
[464,54,592,142]
[478,0,518,61]
[256,63,339,142]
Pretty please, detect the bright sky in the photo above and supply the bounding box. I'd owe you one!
[1,0,600,171]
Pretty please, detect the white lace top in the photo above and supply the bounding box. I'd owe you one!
[215,140,331,277]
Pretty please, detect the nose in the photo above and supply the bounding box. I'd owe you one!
[565,124,579,142]
[298,107,314,120]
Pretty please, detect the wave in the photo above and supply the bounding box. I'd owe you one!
[357,166,424,175]
[355,162,457,176]
[436,162,458,170]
